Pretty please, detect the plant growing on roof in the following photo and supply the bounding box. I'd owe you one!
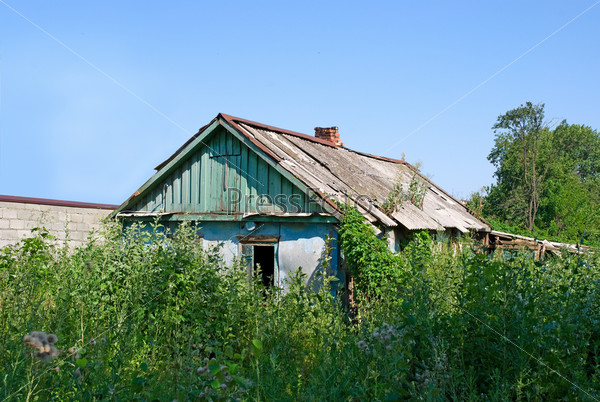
[381,167,427,215]
[381,176,404,215]
[407,170,427,210]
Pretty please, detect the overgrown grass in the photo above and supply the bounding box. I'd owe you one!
[1,216,599,400]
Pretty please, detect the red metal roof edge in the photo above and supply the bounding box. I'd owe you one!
[218,113,339,148]
[218,114,282,163]
[0,194,118,210]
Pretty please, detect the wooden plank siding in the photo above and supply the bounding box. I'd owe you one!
[133,127,321,215]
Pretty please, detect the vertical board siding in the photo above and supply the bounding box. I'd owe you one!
[134,127,317,215]
[281,179,293,213]
[268,165,282,213]
[191,154,200,206]
[181,160,190,207]
[165,177,173,211]
[217,132,225,210]
[247,150,258,212]
[239,143,249,213]
[256,158,270,212]
[200,148,209,211]
[173,166,181,210]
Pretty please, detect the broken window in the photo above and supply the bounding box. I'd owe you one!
[253,245,275,287]
[238,235,279,288]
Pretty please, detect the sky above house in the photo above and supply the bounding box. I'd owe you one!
[0,1,599,205]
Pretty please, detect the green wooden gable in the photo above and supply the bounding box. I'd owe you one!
[119,123,329,219]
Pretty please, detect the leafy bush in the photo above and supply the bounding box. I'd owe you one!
[1,215,599,400]
[338,206,600,400]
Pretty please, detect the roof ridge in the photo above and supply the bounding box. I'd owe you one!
[155,113,412,173]
[220,113,412,166]
[219,113,338,148]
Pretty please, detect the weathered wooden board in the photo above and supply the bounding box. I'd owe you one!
[132,127,319,216]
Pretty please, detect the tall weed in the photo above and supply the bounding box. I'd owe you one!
[1,214,599,400]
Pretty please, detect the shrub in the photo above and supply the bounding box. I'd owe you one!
[1,215,599,400]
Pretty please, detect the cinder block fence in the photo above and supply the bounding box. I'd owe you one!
[0,195,117,248]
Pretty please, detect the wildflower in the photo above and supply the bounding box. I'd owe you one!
[220,383,227,391]
[68,347,81,359]
[90,338,96,346]
[100,337,107,343]
[197,366,207,375]
[23,331,59,362]
[372,332,380,339]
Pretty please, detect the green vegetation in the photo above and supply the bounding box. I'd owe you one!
[381,167,428,215]
[468,102,600,246]
[1,214,599,400]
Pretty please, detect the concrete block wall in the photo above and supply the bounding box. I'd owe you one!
[0,195,118,249]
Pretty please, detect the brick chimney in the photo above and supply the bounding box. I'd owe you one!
[314,126,344,147]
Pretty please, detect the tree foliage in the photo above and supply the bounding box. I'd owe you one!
[478,102,600,244]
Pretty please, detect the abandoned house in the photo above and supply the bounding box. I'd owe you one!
[113,113,490,290]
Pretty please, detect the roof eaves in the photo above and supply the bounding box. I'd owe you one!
[154,121,214,171]
[413,170,491,231]
[112,118,224,216]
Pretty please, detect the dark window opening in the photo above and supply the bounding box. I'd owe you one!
[254,245,275,288]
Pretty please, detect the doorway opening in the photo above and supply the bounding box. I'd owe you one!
[253,245,275,288]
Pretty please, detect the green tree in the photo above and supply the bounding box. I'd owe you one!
[539,122,600,239]
[486,102,551,230]
[481,103,600,244]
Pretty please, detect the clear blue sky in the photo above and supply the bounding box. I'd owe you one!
[1,1,599,205]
